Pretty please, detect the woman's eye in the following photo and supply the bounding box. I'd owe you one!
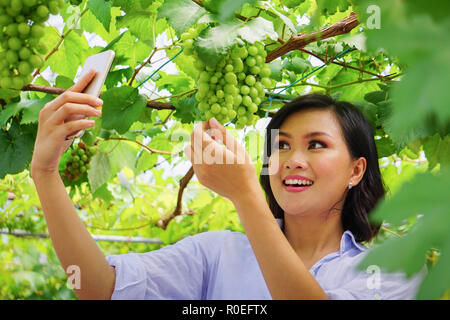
[274,141,289,150]
[309,140,326,149]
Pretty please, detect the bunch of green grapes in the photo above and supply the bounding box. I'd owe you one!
[180,27,272,129]
[61,141,97,182]
[195,42,271,129]
[0,0,65,89]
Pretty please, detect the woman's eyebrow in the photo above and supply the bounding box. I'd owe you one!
[278,131,332,139]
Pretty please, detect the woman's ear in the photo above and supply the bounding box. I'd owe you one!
[350,157,367,186]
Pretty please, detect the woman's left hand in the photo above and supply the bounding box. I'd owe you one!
[184,118,260,204]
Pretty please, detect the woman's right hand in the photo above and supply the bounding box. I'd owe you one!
[31,69,103,176]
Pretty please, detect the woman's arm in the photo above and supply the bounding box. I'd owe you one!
[30,69,115,299]
[185,118,328,299]
[232,190,328,300]
[32,170,116,300]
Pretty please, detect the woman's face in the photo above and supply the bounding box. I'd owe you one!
[268,108,364,218]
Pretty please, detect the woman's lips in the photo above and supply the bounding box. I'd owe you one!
[283,184,312,192]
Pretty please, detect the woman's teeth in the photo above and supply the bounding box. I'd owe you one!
[283,179,313,186]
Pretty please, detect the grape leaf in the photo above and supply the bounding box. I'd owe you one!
[358,169,450,298]
[88,0,113,32]
[101,86,147,134]
[173,95,201,124]
[217,0,256,22]
[422,133,450,170]
[194,17,277,67]
[237,17,278,44]
[157,0,207,35]
[0,119,35,179]
[88,152,114,193]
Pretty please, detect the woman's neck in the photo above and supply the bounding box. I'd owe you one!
[283,211,344,263]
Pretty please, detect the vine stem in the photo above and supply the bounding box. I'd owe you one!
[266,12,360,63]
[128,47,160,87]
[99,137,175,155]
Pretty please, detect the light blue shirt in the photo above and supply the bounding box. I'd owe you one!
[106,219,425,300]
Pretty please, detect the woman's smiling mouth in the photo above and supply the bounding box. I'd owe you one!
[282,175,314,192]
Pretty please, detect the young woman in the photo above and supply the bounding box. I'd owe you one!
[31,70,423,300]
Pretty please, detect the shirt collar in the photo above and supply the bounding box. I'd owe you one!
[275,218,367,255]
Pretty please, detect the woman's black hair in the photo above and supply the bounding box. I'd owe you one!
[259,93,386,243]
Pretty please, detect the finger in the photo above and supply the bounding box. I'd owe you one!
[184,145,193,163]
[44,91,103,113]
[209,117,247,158]
[47,102,102,126]
[69,68,97,93]
[56,118,96,141]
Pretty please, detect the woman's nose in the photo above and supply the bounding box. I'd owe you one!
[284,154,307,169]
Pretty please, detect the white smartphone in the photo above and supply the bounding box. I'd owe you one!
[65,50,115,140]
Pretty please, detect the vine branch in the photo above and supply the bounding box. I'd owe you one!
[266,12,360,63]
[157,166,195,230]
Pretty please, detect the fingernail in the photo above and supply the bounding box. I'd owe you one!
[96,98,103,105]
[210,117,220,128]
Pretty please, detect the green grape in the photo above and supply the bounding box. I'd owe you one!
[18,60,31,74]
[30,24,45,38]
[242,95,252,107]
[245,75,256,86]
[8,37,22,51]
[240,85,250,95]
[210,75,218,84]
[184,39,193,49]
[228,110,237,119]
[198,101,208,111]
[216,89,224,99]
[6,50,18,64]
[234,94,242,106]
[249,87,259,99]
[18,22,30,35]
[49,1,59,15]
[250,65,260,75]
[6,24,19,37]
[261,77,271,87]
[245,56,256,67]
[248,45,258,56]
[29,54,43,68]
[23,0,37,6]
[11,76,24,89]
[36,5,49,19]
[224,64,233,72]
[220,106,228,115]
[11,0,23,12]
[248,103,258,113]
[260,65,271,77]
[0,14,12,27]
[0,77,12,89]
[255,55,264,65]
[224,72,237,85]
[238,46,248,59]
[224,94,234,104]
[211,103,221,114]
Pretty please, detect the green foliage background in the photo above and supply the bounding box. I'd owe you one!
[0,0,449,299]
